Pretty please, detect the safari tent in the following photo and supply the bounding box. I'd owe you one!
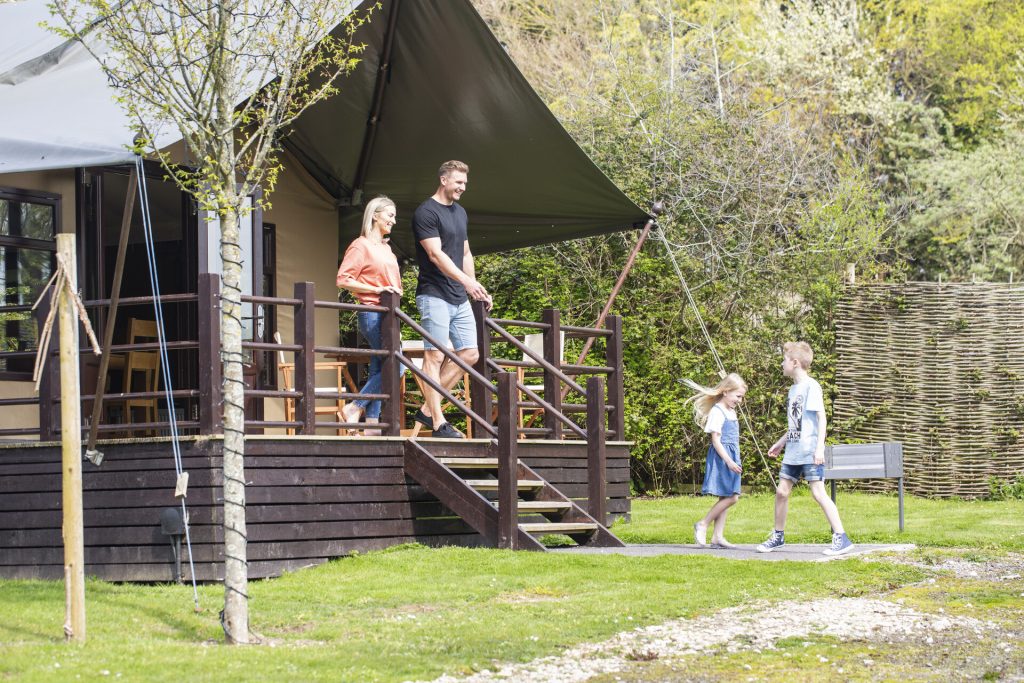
[0,0,649,580]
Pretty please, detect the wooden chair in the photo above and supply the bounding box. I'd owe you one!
[128,318,158,346]
[517,331,564,432]
[400,340,472,437]
[123,350,160,431]
[114,319,161,433]
[274,332,353,435]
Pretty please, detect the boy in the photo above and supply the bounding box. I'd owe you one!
[756,341,854,556]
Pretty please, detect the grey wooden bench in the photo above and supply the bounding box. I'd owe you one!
[824,442,904,531]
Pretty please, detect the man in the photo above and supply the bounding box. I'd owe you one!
[412,160,492,438]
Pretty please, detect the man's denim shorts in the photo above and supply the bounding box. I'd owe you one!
[780,462,826,483]
[416,295,478,351]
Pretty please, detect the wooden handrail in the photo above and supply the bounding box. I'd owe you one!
[487,318,550,330]
[313,345,388,357]
[6,277,625,449]
[74,389,198,401]
[240,294,301,306]
[82,293,197,307]
[314,299,388,314]
[484,358,586,439]
[394,309,498,395]
[561,324,613,337]
[486,319,586,396]
[395,350,498,438]
[0,397,42,406]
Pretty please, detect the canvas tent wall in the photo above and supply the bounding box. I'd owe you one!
[0,0,650,254]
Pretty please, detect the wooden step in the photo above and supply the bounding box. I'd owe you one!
[519,522,598,534]
[437,457,501,468]
[465,479,544,491]
[495,501,572,512]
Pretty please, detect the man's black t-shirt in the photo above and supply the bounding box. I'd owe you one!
[412,197,469,304]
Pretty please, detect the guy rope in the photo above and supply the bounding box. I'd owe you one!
[653,225,777,488]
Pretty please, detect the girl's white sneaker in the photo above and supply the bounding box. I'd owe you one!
[693,522,708,547]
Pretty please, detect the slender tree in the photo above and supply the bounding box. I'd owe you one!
[49,0,373,643]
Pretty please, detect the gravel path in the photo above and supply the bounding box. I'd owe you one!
[418,553,1024,683]
[421,598,994,683]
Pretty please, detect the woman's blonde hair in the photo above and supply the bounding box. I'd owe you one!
[361,196,396,238]
[684,373,748,427]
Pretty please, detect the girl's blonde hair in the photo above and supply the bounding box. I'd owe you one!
[684,373,748,427]
[361,196,396,238]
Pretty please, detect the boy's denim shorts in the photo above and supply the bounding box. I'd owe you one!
[416,295,478,351]
[780,462,826,483]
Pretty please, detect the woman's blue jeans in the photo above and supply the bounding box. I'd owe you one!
[353,311,384,418]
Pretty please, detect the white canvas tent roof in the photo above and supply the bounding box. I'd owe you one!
[0,0,650,255]
[0,1,182,171]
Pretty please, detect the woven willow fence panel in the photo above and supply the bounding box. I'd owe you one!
[835,282,1024,498]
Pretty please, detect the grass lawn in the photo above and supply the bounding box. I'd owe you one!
[615,489,1024,550]
[1,492,1020,682]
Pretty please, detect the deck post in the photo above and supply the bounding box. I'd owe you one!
[379,291,402,437]
[198,274,223,434]
[606,315,625,441]
[294,282,316,435]
[586,375,607,525]
[470,299,492,433]
[496,371,518,549]
[541,308,562,440]
[35,290,59,441]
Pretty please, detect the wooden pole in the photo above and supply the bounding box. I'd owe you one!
[380,291,403,437]
[496,371,518,550]
[86,168,138,457]
[586,375,607,524]
[570,218,654,370]
[57,233,86,642]
[559,202,663,403]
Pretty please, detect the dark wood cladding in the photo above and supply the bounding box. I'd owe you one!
[0,437,629,581]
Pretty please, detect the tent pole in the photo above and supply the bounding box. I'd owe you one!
[85,167,138,464]
[565,201,663,375]
[349,0,402,204]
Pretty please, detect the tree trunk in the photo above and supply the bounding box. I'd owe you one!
[219,198,249,644]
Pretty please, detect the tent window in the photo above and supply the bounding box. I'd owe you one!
[0,187,59,379]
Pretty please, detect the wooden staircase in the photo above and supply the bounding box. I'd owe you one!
[404,439,625,551]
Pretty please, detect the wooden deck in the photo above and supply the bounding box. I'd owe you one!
[0,435,630,581]
[2,277,633,581]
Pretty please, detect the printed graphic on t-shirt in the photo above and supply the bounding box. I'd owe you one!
[787,395,805,442]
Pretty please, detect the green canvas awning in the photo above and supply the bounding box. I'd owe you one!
[1,0,650,255]
[286,0,651,257]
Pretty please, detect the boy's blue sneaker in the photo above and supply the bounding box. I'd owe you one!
[756,530,785,553]
[823,532,855,556]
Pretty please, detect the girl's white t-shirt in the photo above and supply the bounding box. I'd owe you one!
[704,403,737,434]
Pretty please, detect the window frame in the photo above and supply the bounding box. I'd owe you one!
[0,186,61,381]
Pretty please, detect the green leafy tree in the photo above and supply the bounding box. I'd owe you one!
[476,0,892,491]
[50,0,372,644]
[902,127,1024,281]
[864,0,1024,144]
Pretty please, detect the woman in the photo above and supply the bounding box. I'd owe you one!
[336,196,403,434]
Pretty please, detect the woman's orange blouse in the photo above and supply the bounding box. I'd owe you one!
[335,236,403,306]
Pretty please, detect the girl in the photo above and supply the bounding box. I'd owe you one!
[337,196,404,435]
[686,373,747,549]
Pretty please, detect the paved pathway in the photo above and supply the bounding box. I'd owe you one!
[551,542,916,562]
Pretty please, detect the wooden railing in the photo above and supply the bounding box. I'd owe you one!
[0,276,626,460]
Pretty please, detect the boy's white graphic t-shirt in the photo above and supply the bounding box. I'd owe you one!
[783,377,825,465]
